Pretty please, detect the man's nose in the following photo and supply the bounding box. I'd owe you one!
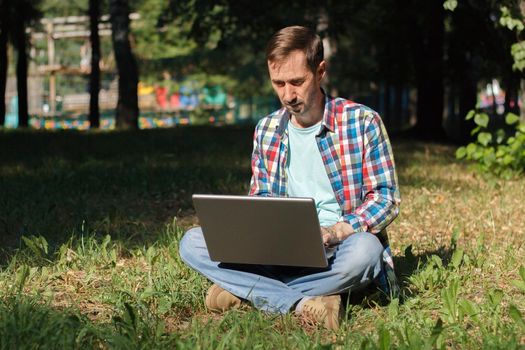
[283,84,296,103]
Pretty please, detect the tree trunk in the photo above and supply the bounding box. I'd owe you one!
[458,75,477,142]
[412,0,445,139]
[503,73,520,116]
[89,0,101,128]
[109,0,139,129]
[14,0,28,128]
[451,50,477,142]
[0,0,9,127]
[520,1,525,122]
[393,84,403,131]
[520,80,525,123]
[382,83,391,127]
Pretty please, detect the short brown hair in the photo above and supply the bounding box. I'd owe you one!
[265,26,324,73]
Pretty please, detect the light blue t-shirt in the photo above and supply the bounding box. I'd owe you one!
[286,121,341,227]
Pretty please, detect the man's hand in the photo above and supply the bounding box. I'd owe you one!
[321,222,355,246]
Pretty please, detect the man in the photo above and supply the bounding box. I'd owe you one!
[179,26,400,330]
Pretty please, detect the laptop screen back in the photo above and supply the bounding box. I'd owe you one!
[192,194,328,267]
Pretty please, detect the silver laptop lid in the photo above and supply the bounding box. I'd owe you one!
[192,194,328,268]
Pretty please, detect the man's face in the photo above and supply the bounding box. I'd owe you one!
[268,50,325,126]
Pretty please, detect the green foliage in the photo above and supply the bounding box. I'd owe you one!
[511,41,525,71]
[38,0,87,17]
[449,248,463,269]
[440,279,461,323]
[130,0,279,97]
[133,0,198,60]
[21,235,50,263]
[511,266,525,293]
[408,255,447,292]
[14,264,31,294]
[499,6,525,32]
[497,4,525,74]
[509,305,525,331]
[443,0,457,11]
[456,111,525,177]
[0,297,101,349]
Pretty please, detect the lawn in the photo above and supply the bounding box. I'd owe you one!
[0,126,524,349]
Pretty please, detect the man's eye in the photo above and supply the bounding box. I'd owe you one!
[274,82,285,87]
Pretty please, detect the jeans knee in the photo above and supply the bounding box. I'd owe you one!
[332,232,383,277]
[179,226,204,262]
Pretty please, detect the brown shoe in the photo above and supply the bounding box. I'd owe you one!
[205,284,241,312]
[299,295,342,330]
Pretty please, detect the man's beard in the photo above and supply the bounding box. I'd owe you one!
[285,101,304,115]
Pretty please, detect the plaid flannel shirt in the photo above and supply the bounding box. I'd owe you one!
[249,93,400,235]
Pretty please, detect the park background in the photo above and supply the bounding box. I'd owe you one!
[0,0,525,349]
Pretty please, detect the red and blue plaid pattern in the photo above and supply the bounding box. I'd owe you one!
[249,93,400,234]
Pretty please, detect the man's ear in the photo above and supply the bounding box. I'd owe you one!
[317,61,326,82]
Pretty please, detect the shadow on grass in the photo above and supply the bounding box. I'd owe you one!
[0,127,462,266]
[0,125,255,166]
[0,297,101,348]
[0,296,182,348]
[394,244,453,283]
[0,126,254,260]
[344,244,453,307]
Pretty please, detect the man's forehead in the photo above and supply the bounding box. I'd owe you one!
[268,51,307,68]
[268,58,310,78]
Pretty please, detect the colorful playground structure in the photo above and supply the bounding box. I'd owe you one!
[6,97,279,130]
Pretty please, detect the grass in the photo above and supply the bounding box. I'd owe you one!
[0,126,524,349]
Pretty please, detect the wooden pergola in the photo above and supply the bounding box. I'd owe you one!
[29,13,139,114]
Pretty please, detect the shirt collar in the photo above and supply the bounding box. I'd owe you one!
[320,88,336,133]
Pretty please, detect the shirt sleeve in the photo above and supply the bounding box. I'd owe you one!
[248,123,272,196]
[343,113,400,233]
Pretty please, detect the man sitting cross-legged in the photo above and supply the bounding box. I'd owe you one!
[179,25,400,330]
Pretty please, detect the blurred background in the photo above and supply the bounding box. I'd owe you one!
[0,0,524,141]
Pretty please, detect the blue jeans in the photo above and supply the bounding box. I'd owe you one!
[179,227,384,314]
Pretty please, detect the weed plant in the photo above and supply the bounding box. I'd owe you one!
[456,111,525,178]
[0,127,524,349]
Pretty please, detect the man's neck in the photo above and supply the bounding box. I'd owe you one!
[290,93,325,128]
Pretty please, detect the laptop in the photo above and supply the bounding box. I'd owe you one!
[192,194,329,268]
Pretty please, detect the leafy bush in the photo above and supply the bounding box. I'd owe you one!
[456,111,525,178]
